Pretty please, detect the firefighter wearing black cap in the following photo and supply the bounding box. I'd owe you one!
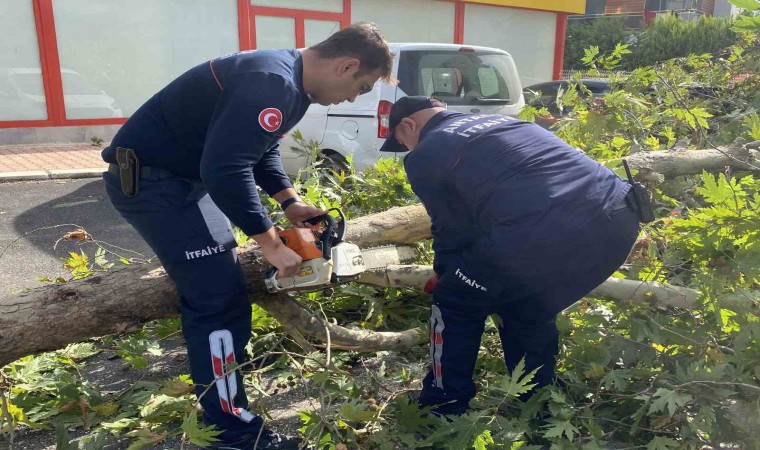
[380,96,646,415]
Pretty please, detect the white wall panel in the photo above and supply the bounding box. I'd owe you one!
[463,4,556,85]
[351,0,455,43]
[0,0,47,120]
[305,20,342,47]
[256,16,296,49]
[52,0,238,118]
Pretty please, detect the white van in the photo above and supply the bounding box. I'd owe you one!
[279,43,524,175]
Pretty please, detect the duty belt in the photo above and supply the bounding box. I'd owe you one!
[109,146,176,197]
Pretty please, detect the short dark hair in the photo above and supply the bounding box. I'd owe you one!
[309,22,394,81]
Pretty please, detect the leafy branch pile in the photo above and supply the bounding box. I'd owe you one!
[3,4,760,449]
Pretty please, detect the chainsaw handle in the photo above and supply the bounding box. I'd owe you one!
[300,208,348,261]
[304,214,329,226]
[320,215,335,260]
[304,208,346,240]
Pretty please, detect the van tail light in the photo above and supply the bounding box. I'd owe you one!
[459,46,475,52]
[378,100,392,138]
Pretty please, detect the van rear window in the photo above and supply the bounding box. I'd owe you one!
[397,50,513,105]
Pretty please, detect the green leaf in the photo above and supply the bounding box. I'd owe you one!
[696,171,741,206]
[100,416,141,431]
[582,46,600,65]
[696,405,717,427]
[54,421,77,450]
[78,431,111,450]
[542,418,579,440]
[647,436,679,450]
[729,0,760,11]
[690,107,712,129]
[58,342,99,363]
[124,428,168,450]
[392,397,439,431]
[338,400,378,422]
[182,412,223,448]
[473,429,494,450]
[139,394,191,422]
[159,376,194,397]
[733,15,760,32]
[648,388,692,415]
[145,341,163,356]
[440,412,491,450]
[601,370,630,391]
[491,357,538,397]
[154,317,181,338]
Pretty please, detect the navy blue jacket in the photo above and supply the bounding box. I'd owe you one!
[103,50,312,236]
[404,110,630,278]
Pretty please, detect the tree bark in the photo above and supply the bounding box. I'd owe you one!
[359,265,701,309]
[625,143,760,181]
[343,205,431,247]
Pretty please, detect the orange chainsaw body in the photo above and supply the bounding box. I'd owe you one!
[278,228,323,261]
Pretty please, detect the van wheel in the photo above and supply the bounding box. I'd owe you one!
[317,153,349,175]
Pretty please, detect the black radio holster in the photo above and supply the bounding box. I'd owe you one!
[623,160,655,223]
[115,147,140,198]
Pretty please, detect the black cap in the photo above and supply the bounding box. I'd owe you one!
[379,96,447,153]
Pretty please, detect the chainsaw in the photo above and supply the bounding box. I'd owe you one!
[264,208,405,293]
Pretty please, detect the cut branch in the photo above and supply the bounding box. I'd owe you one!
[625,144,759,180]
[358,265,701,310]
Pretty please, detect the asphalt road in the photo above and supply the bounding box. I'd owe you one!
[0,178,154,298]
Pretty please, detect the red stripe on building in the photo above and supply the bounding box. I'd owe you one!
[37,0,65,124]
[553,12,567,80]
[237,0,253,50]
[454,1,466,44]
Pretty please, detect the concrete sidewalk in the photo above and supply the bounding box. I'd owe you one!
[0,143,108,182]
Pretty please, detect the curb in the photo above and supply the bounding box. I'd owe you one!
[49,168,106,179]
[0,171,49,182]
[0,168,106,183]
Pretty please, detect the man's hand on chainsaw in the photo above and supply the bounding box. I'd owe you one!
[263,244,302,277]
[284,203,328,228]
[253,227,303,277]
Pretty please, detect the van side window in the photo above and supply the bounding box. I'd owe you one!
[477,67,500,98]
[398,50,513,105]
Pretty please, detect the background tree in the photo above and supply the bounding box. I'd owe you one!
[564,15,738,71]
[565,16,633,71]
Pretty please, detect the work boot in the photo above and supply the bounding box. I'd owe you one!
[206,428,304,450]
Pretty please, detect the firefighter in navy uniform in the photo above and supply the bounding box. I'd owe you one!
[101,23,393,449]
[379,96,646,416]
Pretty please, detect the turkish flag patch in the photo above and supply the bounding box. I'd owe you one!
[258,107,283,132]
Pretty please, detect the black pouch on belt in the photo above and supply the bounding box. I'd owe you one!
[115,147,140,197]
[623,159,655,223]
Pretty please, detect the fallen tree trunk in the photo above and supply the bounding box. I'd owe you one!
[0,195,708,367]
[625,143,759,181]
[0,206,431,367]
[359,266,701,309]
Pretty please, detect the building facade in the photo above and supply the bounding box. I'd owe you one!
[0,0,584,145]
[590,0,736,17]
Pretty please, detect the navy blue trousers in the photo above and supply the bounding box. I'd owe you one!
[104,171,262,443]
[419,206,640,415]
